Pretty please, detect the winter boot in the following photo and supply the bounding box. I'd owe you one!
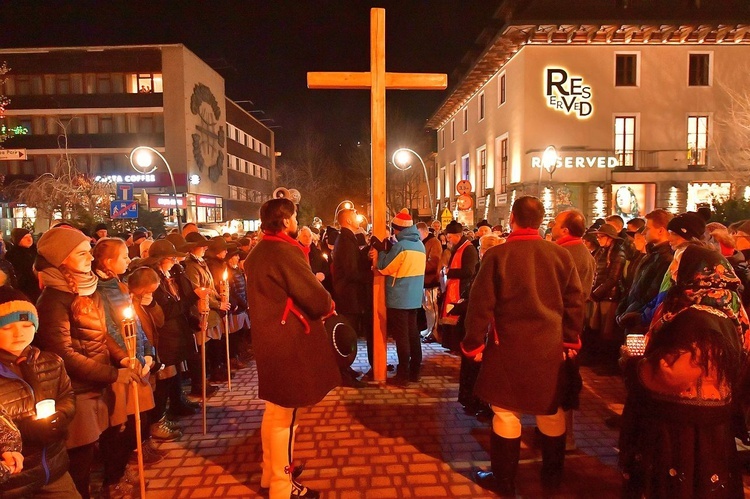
[290,477,320,498]
[473,432,521,497]
[540,432,567,491]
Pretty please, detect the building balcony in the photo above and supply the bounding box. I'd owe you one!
[6,92,163,110]
[2,133,165,150]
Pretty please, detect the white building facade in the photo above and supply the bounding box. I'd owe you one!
[429,21,750,229]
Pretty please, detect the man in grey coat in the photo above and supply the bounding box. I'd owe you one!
[462,196,584,496]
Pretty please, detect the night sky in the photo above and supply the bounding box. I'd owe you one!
[1,0,501,150]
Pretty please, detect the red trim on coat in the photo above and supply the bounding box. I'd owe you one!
[506,228,542,241]
[556,235,584,247]
[461,341,485,358]
[262,230,309,263]
[563,338,582,350]
[281,297,311,334]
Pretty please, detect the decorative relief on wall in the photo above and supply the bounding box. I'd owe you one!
[190,83,225,183]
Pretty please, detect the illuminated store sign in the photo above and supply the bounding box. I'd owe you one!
[611,184,656,221]
[95,174,156,183]
[531,156,617,169]
[545,68,593,119]
[148,196,187,209]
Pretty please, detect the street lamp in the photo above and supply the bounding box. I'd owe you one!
[392,147,435,220]
[129,146,182,233]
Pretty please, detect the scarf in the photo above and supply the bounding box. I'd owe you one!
[506,227,542,242]
[555,235,584,247]
[39,266,98,296]
[647,244,750,353]
[262,230,309,262]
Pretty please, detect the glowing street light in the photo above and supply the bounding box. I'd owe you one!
[392,147,435,220]
[129,146,182,233]
[334,199,355,222]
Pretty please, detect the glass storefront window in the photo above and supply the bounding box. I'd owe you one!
[687,182,730,211]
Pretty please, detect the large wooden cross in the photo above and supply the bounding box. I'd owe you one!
[308,8,447,382]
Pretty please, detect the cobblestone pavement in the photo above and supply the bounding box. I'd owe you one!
[125,340,750,498]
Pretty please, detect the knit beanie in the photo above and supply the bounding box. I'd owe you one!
[391,209,413,230]
[37,227,92,268]
[0,287,39,331]
[445,220,463,234]
[667,212,706,241]
[10,228,30,246]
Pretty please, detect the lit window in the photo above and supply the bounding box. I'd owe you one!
[687,116,708,166]
[614,116,636,167]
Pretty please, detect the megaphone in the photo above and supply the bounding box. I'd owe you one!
[273,187,292,200]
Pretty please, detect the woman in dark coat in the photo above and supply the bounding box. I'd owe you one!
[34,227,139,499]
[619,245,746,498]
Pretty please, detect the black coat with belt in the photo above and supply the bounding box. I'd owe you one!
[244,233,340,408]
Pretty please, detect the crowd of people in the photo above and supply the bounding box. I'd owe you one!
[0,196,746,498]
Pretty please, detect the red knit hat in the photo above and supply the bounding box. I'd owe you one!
[391,209,413,230]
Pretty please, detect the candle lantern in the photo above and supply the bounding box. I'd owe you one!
[121,306,147,497]
[220,269,232,392]
[35,399,55,419]
[122,306,137,358]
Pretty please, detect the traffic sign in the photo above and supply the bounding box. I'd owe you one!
[116,183,134,201]
[456,179,472,195]
[0,149,27,161]
[110,200,139,219]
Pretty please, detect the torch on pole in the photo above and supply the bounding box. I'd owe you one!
[195,287,210,435]
[123,306,147,499]
[220,270,232,392]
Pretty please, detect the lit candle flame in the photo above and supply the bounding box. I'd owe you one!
[222,270,228,281]
[123,306,133,320]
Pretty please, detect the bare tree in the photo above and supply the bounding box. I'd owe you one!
[13,118,113,228]
[711,70,750,195]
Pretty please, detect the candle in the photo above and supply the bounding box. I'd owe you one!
[122,306,137,358]
[220,270,229,302]
[35,399,55,419]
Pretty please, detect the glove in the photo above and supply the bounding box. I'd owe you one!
[17,411,68,445]
[369,236,385,253]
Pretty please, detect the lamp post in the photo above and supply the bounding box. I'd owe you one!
[129,146,182,233]
[392,148,435,220]
[334,199,354,224]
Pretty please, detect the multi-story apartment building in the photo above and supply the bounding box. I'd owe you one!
[428,1,750,228]
[0,44,274,233]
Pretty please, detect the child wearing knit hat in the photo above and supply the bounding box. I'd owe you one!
[0,287,80,497]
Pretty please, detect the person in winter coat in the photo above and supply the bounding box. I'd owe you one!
[180,233,229,397]
[225,245,250,368]
[138,240,199,419]
[417,222,442,344]
[332,210,370,361]
[4,229,37,303]
[0,287,80,498]
[462,196,584,496]
[369,209,426,385]
[587,223,627,366]
[92,238,159,494]
[244,198,340,499]
[619,245,746,498]
[204,237,232,383]
[439,220,479,353]
[300,227,332,294]
[617,209,674,333]
[34,227,140,499]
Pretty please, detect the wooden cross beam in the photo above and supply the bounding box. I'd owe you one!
[307,8,447,383]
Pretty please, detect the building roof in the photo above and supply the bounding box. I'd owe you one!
[427,0,750,129]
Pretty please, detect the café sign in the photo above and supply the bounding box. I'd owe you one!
[95,174,156,183]
[545,68,593,119]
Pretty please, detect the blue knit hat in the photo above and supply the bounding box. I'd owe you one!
[0,287,38,331]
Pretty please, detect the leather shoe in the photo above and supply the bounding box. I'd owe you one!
[422,333,437,344]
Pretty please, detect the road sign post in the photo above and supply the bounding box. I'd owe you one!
[110,200,139,219]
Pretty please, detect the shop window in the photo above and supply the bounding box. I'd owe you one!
[498,72,506,106]
[615,54,638,87]
[614,116,636,167]
[478,92,485,122]
[687,115,708,166]
[463,108,469,133]
[499,137,509,194]
[689,53,710,86]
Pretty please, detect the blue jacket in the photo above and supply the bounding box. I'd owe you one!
[376,225,426,309]
[97,277,155,367]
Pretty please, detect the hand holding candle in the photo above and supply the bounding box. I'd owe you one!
[220,270,231,311]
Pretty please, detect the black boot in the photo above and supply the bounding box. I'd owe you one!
[290,477,320,498]
[473,433,520,497]
[540,432,566,491]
